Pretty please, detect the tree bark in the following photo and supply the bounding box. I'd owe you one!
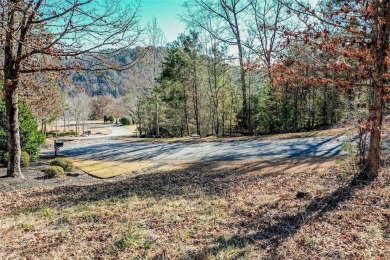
[192,58,200,135]
[63,113,66,132]
[366,2,389,179]
[237,38,248,131]
[4,81,23,178]
[367,79,384,179]
[156,102,160,136]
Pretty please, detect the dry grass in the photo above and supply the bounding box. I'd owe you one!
[115,127,350,143]
[64,125,112,136]
[0,157,389,259]
[43,138,54,148]
[73,159,156,178]
[263,127,350,139]
[47,121,112,136]
[122,124,138,132]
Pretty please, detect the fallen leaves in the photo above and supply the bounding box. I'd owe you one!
[0,158,389,259]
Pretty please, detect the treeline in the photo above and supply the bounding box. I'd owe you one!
[66,0,377,138]
[68,36,351,138]
[133,31,347,137]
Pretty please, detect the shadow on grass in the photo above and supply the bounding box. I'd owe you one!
[8,158,336,213]
[3,156,379,259]
[191,178,372,259]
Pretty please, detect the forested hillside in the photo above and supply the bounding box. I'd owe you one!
[70,47,167,97]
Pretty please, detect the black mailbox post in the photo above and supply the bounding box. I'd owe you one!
[54,140,64,157]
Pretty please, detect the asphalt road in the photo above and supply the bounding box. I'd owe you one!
[55,124,133,140]
[44,135,348,162]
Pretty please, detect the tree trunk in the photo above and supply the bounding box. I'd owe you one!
[4,82,23,178]
[193,61,200,135]
[63,113,66,132]
[234,11,248,132]
[184,104,190,136]
[156,102,159,136]
[222,96,225,137]
[230,100,233,136]
[238,43,248,131]
[139,121,142,136]
[366,12,389,179]
[367,82,384,179]
[248,76,252,133]
[183,90,190,136]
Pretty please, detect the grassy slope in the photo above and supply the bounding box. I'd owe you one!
[73,159,156,178]
[0,158,389,259]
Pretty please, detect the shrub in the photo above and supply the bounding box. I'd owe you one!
[104,115,114,124]
[120,117,131,126]
[2,152,8,164]
[3,151,30,167]
[50,158,74,172]
[44,166,64,178]
[0,99,45,162]
[20,152,30,167]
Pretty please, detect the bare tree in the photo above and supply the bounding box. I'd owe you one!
[183,0,254,132]
[146,17,166,136]
[248,0,293,68]
[0,0,142,177]
[90,95,114,120]
[108,98,127,125]
[68,91,91,136]
[146,17,167,78]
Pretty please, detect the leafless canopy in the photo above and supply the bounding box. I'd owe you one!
[0,0,143,74]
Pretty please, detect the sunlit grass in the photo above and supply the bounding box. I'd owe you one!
[73,159,156,178]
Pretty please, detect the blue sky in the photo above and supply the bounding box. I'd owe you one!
[136,0,318,44]
[138,0,185,43]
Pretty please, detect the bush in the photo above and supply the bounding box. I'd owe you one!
[3,151,30,167]
[0,99,45,162]
[50,158,74,172]
[2,152,8,164]
[44,166,65,178]
[120,117,131,126]
[21,152,30,167]
[104,115,114,124]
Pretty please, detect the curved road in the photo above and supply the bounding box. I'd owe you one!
[44,135,349,162]
[56,124,133,140]
[107,125,132,137]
